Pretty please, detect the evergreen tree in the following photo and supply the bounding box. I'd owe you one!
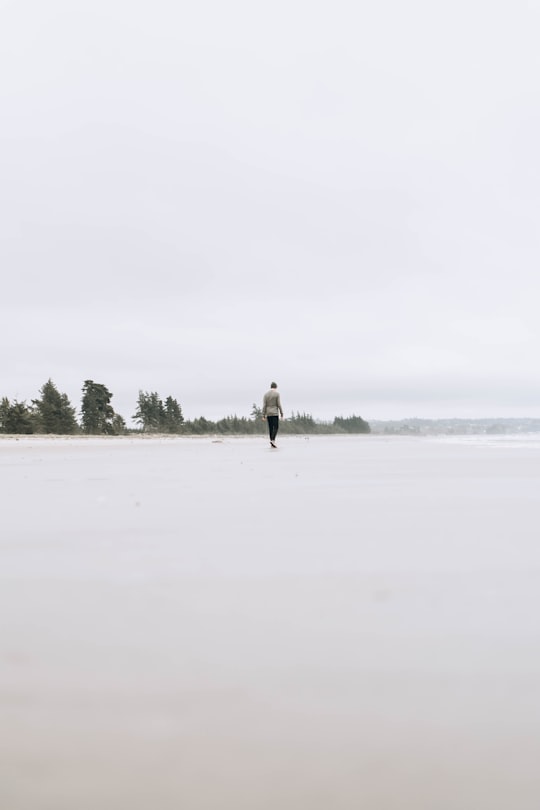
[284,411,317,433]
[133,391,184,433]
[81,380,116,434]
[111,413,127,435]
[162,396,184,433]
[32,379,78,434]
[133,391,163,432]
[333,415,371,434]
[0,397,9,432]
[0,398,34,434]
[250,403,262,420]
[186,416,215,434]
[248,404,265,434]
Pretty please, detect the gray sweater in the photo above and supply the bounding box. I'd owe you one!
[262,389,283,417]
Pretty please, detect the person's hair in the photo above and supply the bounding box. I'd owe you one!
[270,382,277,388]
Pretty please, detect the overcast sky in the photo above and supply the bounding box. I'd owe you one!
[2,0,539,423]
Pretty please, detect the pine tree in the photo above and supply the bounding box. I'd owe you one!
[81,380,116,434]
[32,379,78,434]
[133,391,184,433]
[0,398,34,434]
[0,397,9,432]
[333,415,371,434]
[111,413,127,435]
[162,396,184,433]
[133,391,163,432]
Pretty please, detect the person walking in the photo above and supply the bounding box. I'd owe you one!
[262,382,284,448]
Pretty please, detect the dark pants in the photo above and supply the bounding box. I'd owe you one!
[267,415,279,442]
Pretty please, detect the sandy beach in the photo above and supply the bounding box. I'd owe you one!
[1,434,540,809]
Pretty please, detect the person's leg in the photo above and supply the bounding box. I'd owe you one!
[268,416,278,442]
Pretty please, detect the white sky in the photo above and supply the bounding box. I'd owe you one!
[2,0,539,422]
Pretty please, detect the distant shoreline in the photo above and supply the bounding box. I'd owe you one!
[1,422,540,441]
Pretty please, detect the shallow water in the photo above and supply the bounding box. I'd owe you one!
[1,435,540,809]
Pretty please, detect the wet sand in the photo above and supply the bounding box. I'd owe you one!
[1,434,540,809]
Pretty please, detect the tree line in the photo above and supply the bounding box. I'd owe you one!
[0,379,370,435]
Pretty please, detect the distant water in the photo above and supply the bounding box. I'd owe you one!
[432,432,540,449]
